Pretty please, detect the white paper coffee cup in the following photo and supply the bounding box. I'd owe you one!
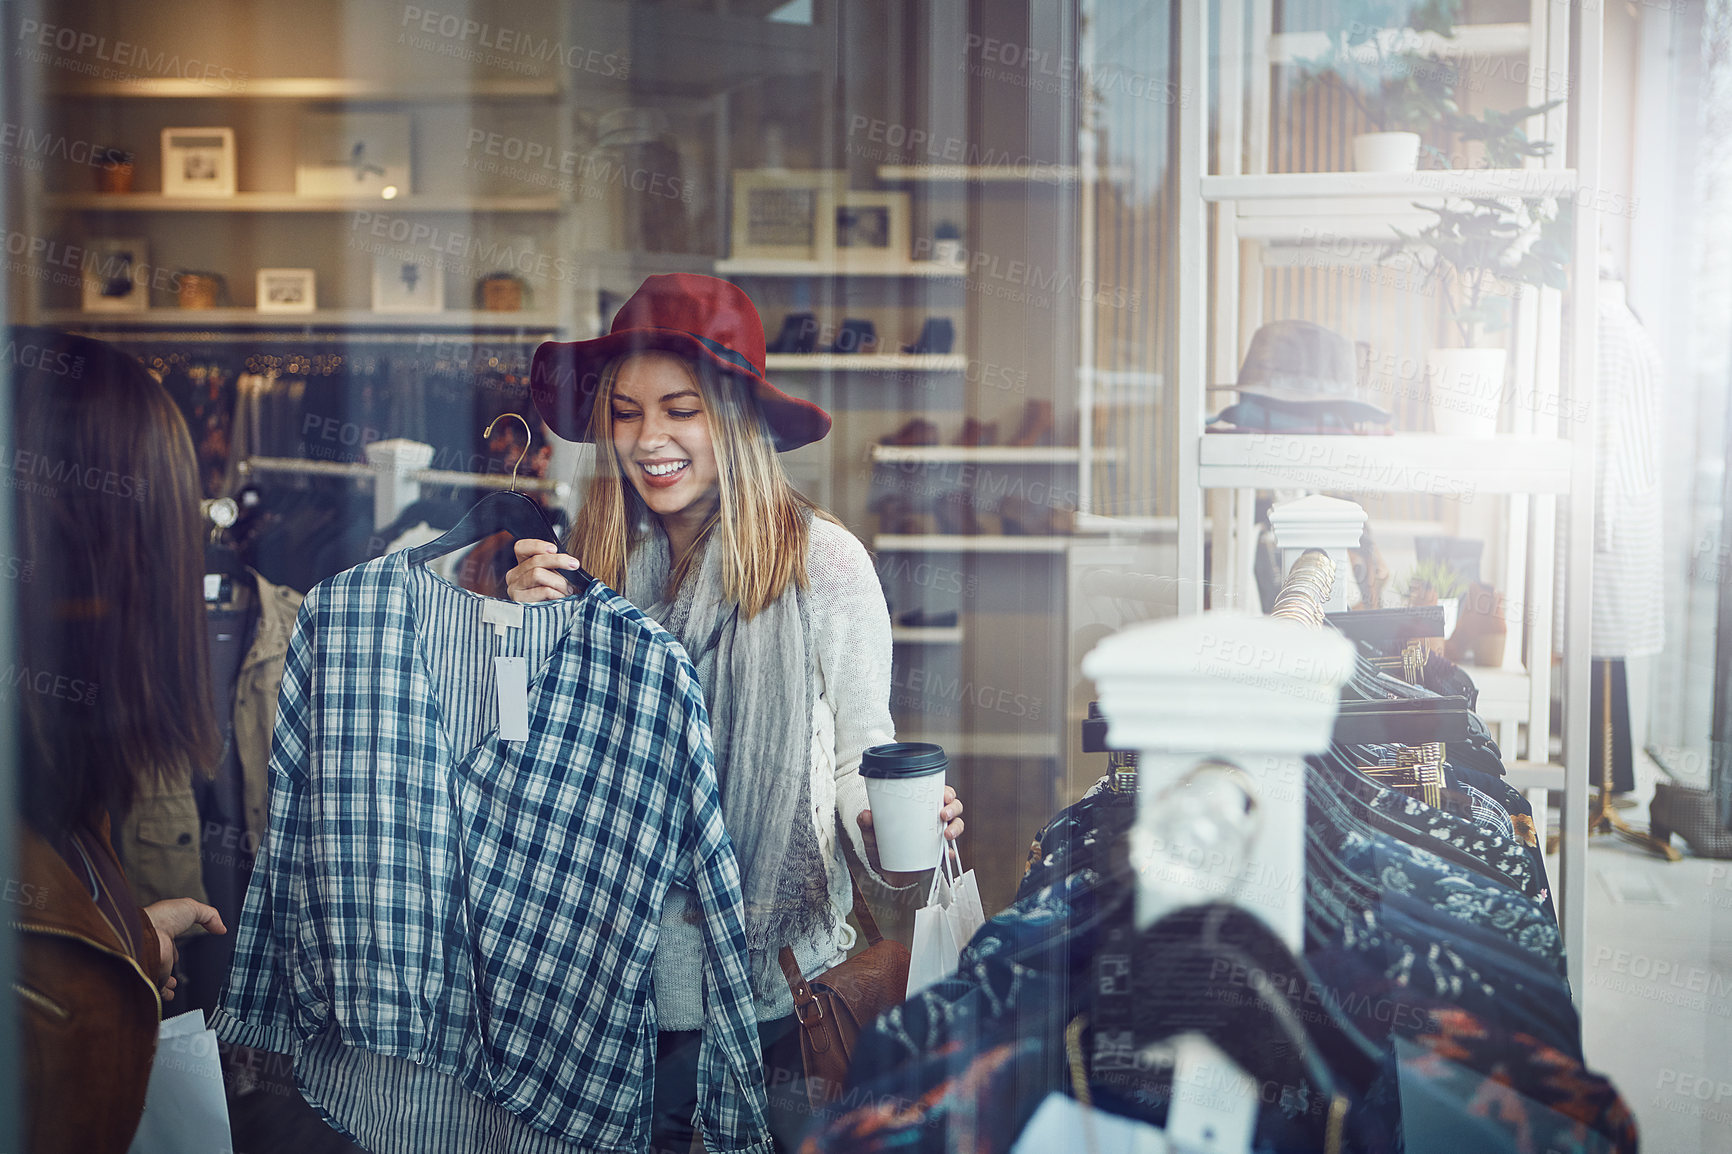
[861,742,948,873]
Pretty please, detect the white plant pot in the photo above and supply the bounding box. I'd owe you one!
[1426,348,1508,438]
[1439,596,1461,641]
[1352,132,1421,173]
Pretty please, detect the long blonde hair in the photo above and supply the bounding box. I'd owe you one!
[568,350,837,618]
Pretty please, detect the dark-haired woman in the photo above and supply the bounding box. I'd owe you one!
[9,330,227,1153]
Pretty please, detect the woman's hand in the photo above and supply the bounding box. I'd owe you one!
[857,785,965,887]
[506,539,586,604]
[141,899,225,1002]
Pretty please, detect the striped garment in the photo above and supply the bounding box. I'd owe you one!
[212,552,771,1153]
[1590,291,1665,658]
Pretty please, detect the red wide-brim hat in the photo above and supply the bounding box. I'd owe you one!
[531,273,832,451]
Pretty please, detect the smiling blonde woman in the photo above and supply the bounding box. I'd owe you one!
[515,274,964,1151]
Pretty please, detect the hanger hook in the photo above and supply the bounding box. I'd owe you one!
[484,412,534,491]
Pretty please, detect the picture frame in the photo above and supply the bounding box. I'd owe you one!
[81,237,150,312]
[371,253,444,313]
[296,112,412,199]
[833,190,911,266]
[160,127,236,197]
[256,268,316,313]
[729,169,846,262]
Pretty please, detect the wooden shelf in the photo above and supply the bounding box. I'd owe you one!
[875,534,1073,553]
[1202,168,1578,203]
[870,445,1114,464]
[1197,433,1575,495]
[47,193,562,213]
[877,164,1083,184]
[715,258,966,278]
[891,626,964,644]
[890,729,1061,758]
[766,353,966,371]
[48,77,563,100]
[1265,23,1532,65]
[39,309,562,331]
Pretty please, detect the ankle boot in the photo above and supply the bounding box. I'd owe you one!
[903,317,956,355]
[766,312,818,354]
[1008,399,1056,446]
[1650,781,1732,858]
[955,418,999,447]
[880,417,942,446]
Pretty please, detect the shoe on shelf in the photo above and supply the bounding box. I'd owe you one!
[766,312,820,354]
[1649,781,1732,858]
[902,317,956,355]
[955,418,999,447]
[897,608,960,628]
[880,418,943,446]
[823,318,878,355]
[1007,399,1056,447]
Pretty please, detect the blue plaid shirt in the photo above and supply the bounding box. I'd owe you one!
[213,553,771,1153]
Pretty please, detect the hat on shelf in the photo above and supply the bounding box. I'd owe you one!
[531,273,832,451]
[1210,319,1391,427]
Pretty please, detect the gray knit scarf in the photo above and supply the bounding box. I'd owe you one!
[624,516,832,995]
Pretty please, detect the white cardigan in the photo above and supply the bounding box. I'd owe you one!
[653,517,902,1028]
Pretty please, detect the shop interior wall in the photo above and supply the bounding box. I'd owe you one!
[27,0,1156,917]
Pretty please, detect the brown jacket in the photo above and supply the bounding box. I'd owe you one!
[115,569,303,906]
[14,816,163,1154]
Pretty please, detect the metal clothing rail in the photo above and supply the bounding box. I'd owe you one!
[1269,549,1334,628]
[239,455,570,498]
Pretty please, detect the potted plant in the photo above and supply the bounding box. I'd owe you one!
[1386,195,1571,435]
[1299,0,1462,172]
[94,146,134,193]
[1402,557,1467,642]
[1449,99,1565,168]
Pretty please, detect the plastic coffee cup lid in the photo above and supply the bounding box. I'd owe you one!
[861,742,948,779]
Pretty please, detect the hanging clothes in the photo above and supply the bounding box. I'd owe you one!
[1590,287,1666,659]
[213,553,772,1153]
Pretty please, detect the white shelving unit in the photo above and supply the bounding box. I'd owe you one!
[766,353,966,372]
[39,309,561,330]
[48,77,563,100]
[46,193,564,213]
[871,445,1115,465]
[713,258,966,278]
[1174,0,1600,1000]
[875,534,1075,554]
[891,626,965,645]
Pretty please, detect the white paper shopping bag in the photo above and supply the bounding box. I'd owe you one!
[127,1010,233,1154]
[907,847,987,996]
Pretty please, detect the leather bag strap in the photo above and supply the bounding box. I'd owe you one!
[850,876,885,948]
[779,945,824,1028]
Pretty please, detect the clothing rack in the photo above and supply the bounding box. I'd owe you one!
[1269,549,1335,627]
[240,438,569,531]
[240,455,567,495]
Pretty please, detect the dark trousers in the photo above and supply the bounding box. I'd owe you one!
[650,1015,810,1154]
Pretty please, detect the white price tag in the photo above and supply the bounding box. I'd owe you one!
[495,656,529,742]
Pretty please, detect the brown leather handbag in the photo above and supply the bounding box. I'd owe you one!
[777,881,910,1109]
